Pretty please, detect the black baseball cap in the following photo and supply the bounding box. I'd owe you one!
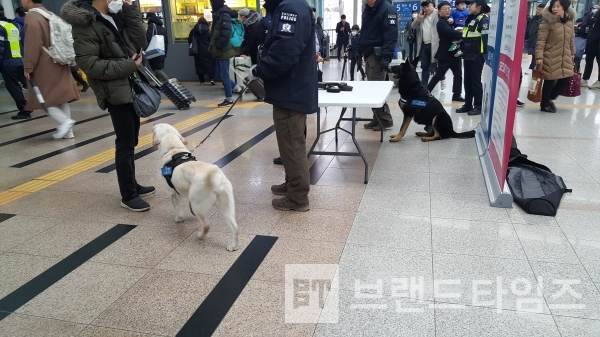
[421,0,435,7]
[467,0,490,13]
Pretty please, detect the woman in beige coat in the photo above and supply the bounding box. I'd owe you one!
[535,0,576,113]
[22,0,80,138]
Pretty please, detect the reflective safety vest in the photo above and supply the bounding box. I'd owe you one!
[0,21,22,59]
[462,14,486,54]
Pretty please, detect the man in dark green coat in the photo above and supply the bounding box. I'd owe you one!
[61,0,155,212]
[210,0,243,107]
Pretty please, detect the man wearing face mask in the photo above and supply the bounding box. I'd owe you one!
[62,0,154,212]
[404,10,419,62]
[360,0,397,131]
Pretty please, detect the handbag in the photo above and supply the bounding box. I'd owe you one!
[527,68,544,103]
[131,75,161,118]
[146,25,165,60]
[561,71,581,97]
[189,35,198,56]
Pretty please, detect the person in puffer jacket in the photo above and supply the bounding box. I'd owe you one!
[210,0,243,107]
[61,0,155,212]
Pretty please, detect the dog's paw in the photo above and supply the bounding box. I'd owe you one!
[421,137,431,142]
[226,244,239,252]
[389,134,403,142]
[174,216,185,223]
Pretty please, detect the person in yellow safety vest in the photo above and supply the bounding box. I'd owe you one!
[455,0,490,116]
[0,5,32,119]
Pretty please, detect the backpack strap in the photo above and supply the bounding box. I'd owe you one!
[29,8,53,20]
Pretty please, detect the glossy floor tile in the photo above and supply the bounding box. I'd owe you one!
[0,57,600,336]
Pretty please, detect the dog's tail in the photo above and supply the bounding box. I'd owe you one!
[451,130,476,139]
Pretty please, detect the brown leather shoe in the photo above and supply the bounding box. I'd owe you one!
[270,182,288,195]
[272,197,309,212]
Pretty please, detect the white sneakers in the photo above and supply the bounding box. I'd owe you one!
[441,80,447,90]
[581,80,588,88]
[54,130,74,139]
[54,118,75,139]
[588,81,600,89]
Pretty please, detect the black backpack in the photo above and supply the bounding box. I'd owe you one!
[506,138,571,216]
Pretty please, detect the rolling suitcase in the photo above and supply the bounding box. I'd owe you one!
[232,67,265,101]
[230,57,252,87]
[140,66,196,110]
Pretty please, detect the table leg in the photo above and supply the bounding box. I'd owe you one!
[350,108,369,184]
[335,107,347,144]
[372,110,384,143]
[307,108,321,158]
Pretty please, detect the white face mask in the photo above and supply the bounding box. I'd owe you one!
[412,13,418,19]
[351,31,357,36]
[108,0,123,14]
[593,8,599,13]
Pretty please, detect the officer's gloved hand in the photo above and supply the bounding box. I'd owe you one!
[380,58,391,71]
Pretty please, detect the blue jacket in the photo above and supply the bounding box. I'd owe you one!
[348,32,361,59]
[13,16,25,45]
[450,8,469,28]
[257,0,317,114]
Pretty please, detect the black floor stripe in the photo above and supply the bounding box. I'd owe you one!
[0,110,19,116]
[309,121,354,185]
[10,114,174,168]
[0,224,136,321]
[0,114,109,148]
[0,214,15,223]
[176,235,278,336]
[96,115,233,173]
[0,115,47,129]
[213,125,276,168]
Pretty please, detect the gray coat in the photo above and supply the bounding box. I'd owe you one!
[411,10,439,63]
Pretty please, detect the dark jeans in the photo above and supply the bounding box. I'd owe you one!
[0,65,28,113]
[406,42,417,61]
[427,58,462,96]
[337,40,348,60]
[419,43,433,85]
[464,56,485,108]
[107,103,141,201]
[528,52,536,70]
[541,78,570,108]
[350,57,365,80]
[216,59,236,98]
[583,47,600,81]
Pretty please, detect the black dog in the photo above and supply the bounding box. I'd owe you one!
[389,60,475,142]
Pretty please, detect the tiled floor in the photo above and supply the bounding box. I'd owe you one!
[0,56,599,336]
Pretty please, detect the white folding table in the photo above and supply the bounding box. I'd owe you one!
[307,81,395,184]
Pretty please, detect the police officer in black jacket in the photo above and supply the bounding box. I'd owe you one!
[360,0,397,130]
[456,0,489,116]
[427,1,464,102]
[252,0,317,212]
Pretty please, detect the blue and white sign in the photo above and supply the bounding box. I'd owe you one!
[481,0,504,143]
[394,1,420,29]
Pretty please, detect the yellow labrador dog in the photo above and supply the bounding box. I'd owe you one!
[152,123,239,251]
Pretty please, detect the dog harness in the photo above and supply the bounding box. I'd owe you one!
[161,152,197,194]
[400,92,435,110]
